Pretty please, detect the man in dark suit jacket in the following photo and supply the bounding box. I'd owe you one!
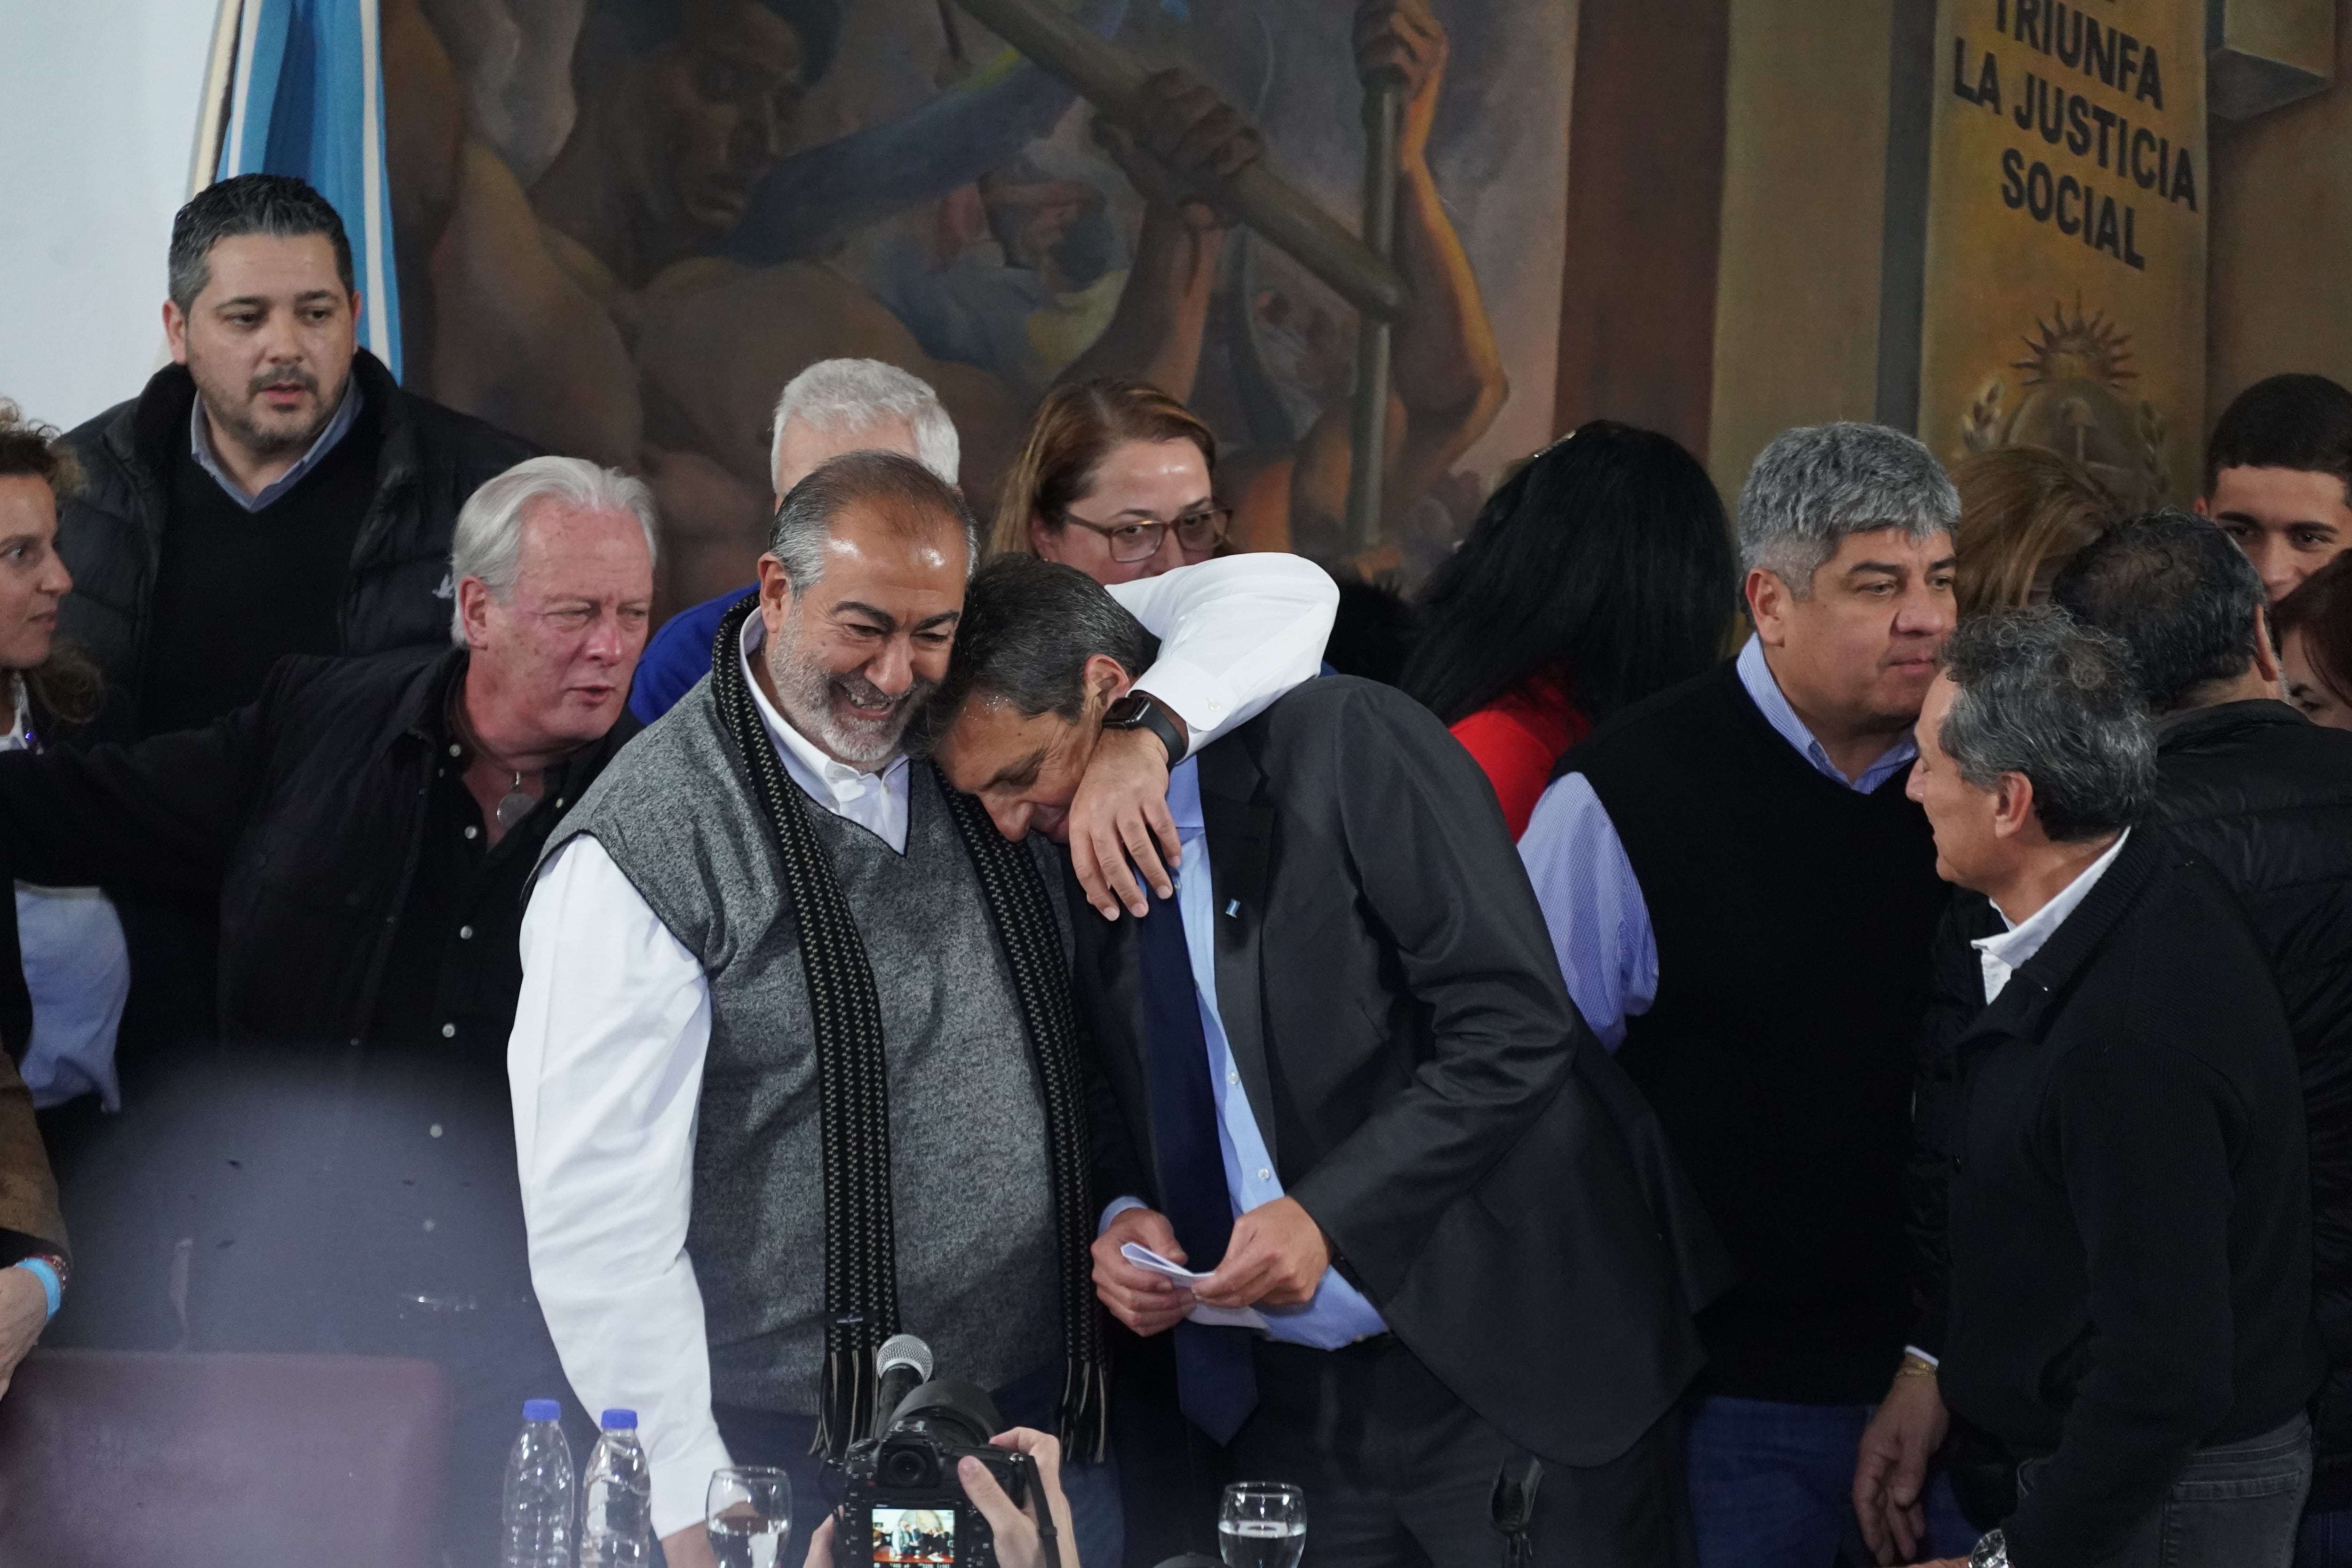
[919,555,1732,1568]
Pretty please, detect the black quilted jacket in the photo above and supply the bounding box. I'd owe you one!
[53,350,534,739]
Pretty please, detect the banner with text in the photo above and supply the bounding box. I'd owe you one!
[1917,0,2205,505]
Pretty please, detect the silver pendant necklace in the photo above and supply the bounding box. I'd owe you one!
[494,770,535,831]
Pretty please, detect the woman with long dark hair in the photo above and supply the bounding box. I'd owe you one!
[1401,420,1736,836]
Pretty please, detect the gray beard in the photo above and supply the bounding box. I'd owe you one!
[764,631,930,769]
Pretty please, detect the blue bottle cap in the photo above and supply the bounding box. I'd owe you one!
[523,1399,562,1422]
[601,1409,638,1429]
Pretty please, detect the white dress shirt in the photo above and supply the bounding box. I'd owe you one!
[511,554,1335,1539]
[1973,829,2131,1004]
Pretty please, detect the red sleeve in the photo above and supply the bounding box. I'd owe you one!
[1447,710,1559,839]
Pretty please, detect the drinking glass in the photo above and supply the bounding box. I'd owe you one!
[706,1466,793,1568]
[1219,1480,1306,1568]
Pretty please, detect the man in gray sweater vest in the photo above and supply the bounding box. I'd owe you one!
[509,452,1335,1566]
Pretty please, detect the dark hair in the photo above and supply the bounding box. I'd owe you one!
[1324,574,1421,685]
[1940,607,2154,842]
[0,402,104,728]
[169,175,354,313]
[991,378,1217,558]
[769,448,979,592]
[2205,373,2352,498]
[2275,552,2352,709]
[2049,509,2266,712]
[1399,420,1735,727]
[912,555,1159,752]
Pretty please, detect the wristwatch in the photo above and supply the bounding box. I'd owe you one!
[1969,1528,2009,1568]
[1102,692,1186,768]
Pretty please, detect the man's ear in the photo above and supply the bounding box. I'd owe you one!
[1082,654,1134,715]
[756,553,797,633]
[163,299,190,366]
[1987,771,2038,842]
[2193,494,2210,517]
[2253,603,2284,686]
[455,576,494,649]
[1747,567,1792,646]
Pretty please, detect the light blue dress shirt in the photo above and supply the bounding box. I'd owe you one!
[1518,635,1920,1048]
[1102,756,1389,1350]
[190,383,364,512]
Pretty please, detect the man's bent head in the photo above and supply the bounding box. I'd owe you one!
[757,450,977,769]
[917,556,1160,842]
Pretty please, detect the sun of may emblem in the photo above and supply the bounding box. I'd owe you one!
[1961,298,2169,505]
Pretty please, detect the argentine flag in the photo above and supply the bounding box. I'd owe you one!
[213,0,401,380]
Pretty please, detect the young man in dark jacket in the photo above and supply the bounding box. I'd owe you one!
[0,456,652,1560]
[2049,510,2352,1561]
[1893,608,2319,1568]
[57,174,534,740]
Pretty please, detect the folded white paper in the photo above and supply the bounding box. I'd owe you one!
[1119,1242,1270,1330]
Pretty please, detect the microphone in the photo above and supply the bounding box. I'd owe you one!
[873,1333,934,1439]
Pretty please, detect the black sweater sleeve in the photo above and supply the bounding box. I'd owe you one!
[2002,1037,2244,1564]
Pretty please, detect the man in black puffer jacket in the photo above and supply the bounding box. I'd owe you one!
[2049,511,2352,1559]
[58,174,533,741]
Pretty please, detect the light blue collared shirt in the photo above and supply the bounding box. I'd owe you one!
[1102,756,1389,1350]
[190,382,364,512]
[1518,635,1920,1047]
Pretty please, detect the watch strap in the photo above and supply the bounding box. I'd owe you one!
[1104,693,1186,768]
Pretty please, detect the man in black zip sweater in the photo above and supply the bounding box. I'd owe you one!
[1896,607,2317,1568]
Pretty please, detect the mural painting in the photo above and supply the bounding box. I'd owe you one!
[385,0,1571,609]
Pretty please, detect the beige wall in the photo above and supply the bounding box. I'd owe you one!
[1706,0,1893,498]
[2209,0,2352,445]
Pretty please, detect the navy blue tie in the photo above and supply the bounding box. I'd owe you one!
[1133,891,1258,1443]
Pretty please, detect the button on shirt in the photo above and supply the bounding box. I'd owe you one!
[1973,829,2131,1004]
[1519,634,1921,1046]
[1102,759,1388,1350]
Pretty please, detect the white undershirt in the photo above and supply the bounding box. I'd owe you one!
[509,554,1336,1538]
[1973,829,2131,1004]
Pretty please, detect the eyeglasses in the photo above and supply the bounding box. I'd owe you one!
[1055,503,1234,563]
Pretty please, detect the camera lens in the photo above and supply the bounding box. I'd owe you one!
[880,1441,938,1489]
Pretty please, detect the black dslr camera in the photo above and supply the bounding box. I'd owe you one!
[832,1367,1044,1568]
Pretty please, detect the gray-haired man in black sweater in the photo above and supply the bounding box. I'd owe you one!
[1893,608,2319,1568]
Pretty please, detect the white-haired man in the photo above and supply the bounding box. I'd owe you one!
[1517,423,1969,1567]
[0,455,653,1560]
[632,358,962,725]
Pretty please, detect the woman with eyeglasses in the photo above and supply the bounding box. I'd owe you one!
[989,377,1233,583]
[1400,419,1738,838]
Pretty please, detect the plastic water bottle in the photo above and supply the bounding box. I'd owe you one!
[579,1408,654,1568]
[499,1399,575,1568]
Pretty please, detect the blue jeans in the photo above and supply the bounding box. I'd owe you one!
[1687,1396,1975,1568]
